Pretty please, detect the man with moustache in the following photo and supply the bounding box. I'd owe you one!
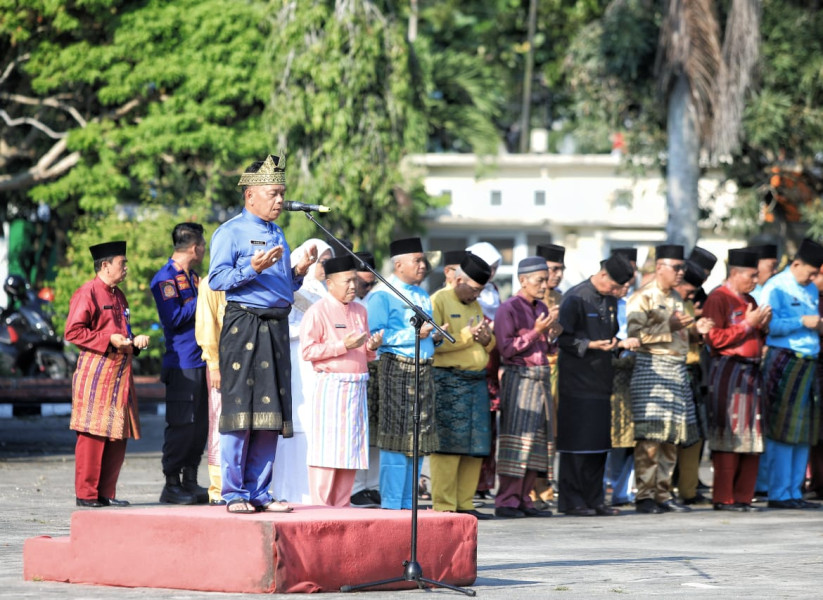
[493,256,561,518]
[627,244,713,514]
[367,237,441,509]
[702,248,771,511]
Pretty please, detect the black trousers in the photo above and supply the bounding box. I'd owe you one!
[161,366,209,475]
[558,451,607,512]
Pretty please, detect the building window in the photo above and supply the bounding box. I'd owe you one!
[490,190,502,206]
[534,190,546,206]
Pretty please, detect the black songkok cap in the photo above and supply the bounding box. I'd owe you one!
[728,248,759,269]
[655,244,684,260]
[536,243,565,264]
[89,241,127,261]
[688,246,718,272]
[750,244,778,260]
[461,252,491,286]
[389,237,423,256]
[604,253,635,285]
[323,255,356,276]
[796,238,823,269]
[354,251,375,271]
[518,256,548,275]
[443,250,467,267]
[683,260,707,288]
[611,247,637,263]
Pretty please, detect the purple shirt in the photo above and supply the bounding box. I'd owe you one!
[495,294,550,367]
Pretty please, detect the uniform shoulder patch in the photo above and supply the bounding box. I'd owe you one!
[160,280,178,300]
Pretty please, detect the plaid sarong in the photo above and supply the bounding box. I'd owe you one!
[610,354,635,448]
[630,353,699,445]
[497,365,553,479]
[707,356,765,453]
[376,352,439,454]
[763,347,820,444]
[432,367,491,456]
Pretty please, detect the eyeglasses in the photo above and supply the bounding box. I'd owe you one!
[661,262,685,272]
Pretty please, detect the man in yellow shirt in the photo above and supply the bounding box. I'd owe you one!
[194,274,227,505]
[430,253,495,519]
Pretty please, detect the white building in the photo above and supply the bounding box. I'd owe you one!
[412,153,744,297]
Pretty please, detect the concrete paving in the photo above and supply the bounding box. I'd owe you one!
[1,409,822,599]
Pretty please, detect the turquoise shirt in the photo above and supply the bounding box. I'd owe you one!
[366,274,435,359]
[762,267,820,358]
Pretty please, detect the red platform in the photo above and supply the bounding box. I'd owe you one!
[23,505,477,594]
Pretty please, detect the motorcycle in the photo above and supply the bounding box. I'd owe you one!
[0,275,75,378]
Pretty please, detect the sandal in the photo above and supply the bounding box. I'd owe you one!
[226,498,256,514]
[256,499,293,513]
[418,475,431,501]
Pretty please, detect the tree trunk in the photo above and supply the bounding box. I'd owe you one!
[666,72,700,250]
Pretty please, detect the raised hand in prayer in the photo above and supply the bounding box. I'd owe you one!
[344,331,368,349]
[251,245,284,273]
[133,334,150,350]
[588,337,619,351]
[669,310,694,331]
[471,319,492,346]
[618,337,641,350]
[366,329,384,352]
[695,317,714,335]
[110,333,134,354]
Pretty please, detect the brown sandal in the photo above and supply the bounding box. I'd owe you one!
[226,498,256,514]
[256,499,293,513]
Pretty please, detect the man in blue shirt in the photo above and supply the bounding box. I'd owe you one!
[367,237,442,509]
[151,222,209,505]
[208,154,316,514]
[760,237,823,509]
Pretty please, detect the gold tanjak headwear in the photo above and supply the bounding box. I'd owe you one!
[237,153,286,186]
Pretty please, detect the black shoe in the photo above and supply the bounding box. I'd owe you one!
[99,497,130,507]
[767,499,800,509]
[740,504,762,512]
[594,504,620,516]
[160,474,198,505]
[635,499,663,514]
[682,492,711,506]
[657,499,691,513]
[475,490,491,500]
[181,467,209,504]
[457,509,494,520]
[564,506,596,517]
[366,489,382,505]
[76,497,105,508]
[209,499,227,506]
[795,499,821,509]
[520,506,552,517]
[494,506,526,519]
[350,489,380,508]
[713,502,746,512]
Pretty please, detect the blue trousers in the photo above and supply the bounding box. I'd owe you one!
[221,429,279,506]
[605,449,635,505]
[379,449,423,509]
[755,444,770,493]
[767,438,809,501]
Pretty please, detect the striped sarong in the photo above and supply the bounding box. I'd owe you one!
[630,353,699,445]
[376,353,439,454]
[497,365,553,479]
[70,349,140,440]
[706,356,764,453]
[432,367,491,456]
[763,347,820,444]
[308,372,369,469]
[610,354,635,448]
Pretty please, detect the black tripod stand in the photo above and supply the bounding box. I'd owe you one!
[299,211,475,596]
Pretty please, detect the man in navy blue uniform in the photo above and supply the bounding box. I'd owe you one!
[151,222,209,504]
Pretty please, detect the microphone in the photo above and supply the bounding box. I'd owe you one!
[283,201,331,213]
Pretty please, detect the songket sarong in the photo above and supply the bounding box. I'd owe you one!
[630,353,699,446]
[70,349,140,440]
[763,347,820,445]
[610,354,635,448]
[376,353,439,454]
[497,365,553,479]
[218,303,293,435]
[432,367,491,456]
[308,372,369,469]
[706,356,765,453]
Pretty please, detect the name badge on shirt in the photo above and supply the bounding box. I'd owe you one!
[250,240,266,246]
[450,313,461,318]
[335,324,347,328]
[733,310,743,317]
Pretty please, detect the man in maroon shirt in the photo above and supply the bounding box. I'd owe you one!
[493,256,561,518]
[64,241,150,507]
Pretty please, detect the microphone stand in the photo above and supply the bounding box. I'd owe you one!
[299,211,475,597]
